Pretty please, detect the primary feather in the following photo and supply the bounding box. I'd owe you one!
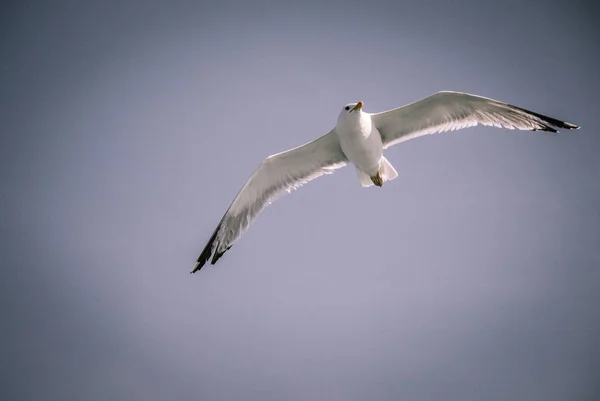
[371,91,579,148]
[192,130,347,272]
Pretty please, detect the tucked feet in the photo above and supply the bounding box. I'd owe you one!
[370,171,383,187]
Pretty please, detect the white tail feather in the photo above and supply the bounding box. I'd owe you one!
[380,156,398,182]
[356,168,374,187]
[356,156,398,187]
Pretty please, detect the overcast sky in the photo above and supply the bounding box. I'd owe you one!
[1,1,599,400]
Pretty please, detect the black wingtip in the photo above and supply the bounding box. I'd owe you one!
[537,126,558,133]
[210,245,230,265]
[511,104,580,132]
[191,223,221,274]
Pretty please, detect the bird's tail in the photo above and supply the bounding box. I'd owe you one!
[379,156,398,182]
[356,168,375,187]
[356,156,398,187]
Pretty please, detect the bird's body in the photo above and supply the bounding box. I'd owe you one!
[336,101,395,187]
[191,91,579,273]
[336,101,381,176]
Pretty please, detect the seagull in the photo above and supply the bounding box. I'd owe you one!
[191,91,579,273]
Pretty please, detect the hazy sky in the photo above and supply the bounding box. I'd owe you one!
[1,1,599,400]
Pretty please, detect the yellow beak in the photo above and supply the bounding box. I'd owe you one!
[351,101,363,113]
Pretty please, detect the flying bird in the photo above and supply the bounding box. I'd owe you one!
[191,91,579,273]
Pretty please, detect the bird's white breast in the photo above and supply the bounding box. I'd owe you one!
[336,113,383,176]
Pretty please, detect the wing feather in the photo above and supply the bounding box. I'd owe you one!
[191,130,347,272]
[371,91,579,149]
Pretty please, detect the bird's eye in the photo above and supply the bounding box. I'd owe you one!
[345,106,350,111]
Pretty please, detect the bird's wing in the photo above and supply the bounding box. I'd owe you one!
[192,129,347,272]
[371,91,579,149]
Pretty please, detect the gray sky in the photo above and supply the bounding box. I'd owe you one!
[1,1,599,400]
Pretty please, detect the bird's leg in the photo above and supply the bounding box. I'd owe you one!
[370,171,383,187]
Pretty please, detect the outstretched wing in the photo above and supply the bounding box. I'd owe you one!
[192,129,347,272]
[371,91,579,149]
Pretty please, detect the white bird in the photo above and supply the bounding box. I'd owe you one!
[191,91,579,272]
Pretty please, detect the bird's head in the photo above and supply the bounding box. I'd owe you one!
[336,101,363,126]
